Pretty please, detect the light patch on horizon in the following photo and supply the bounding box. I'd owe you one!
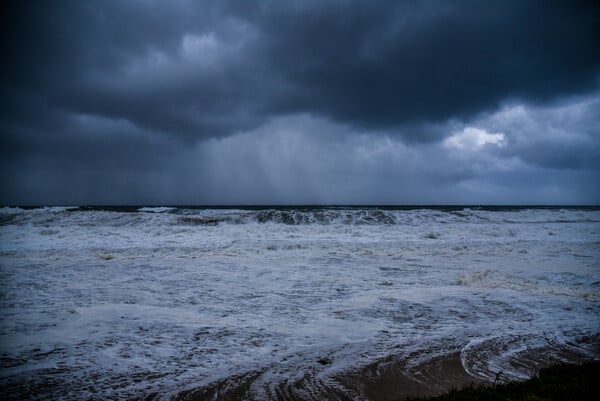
[444,127,506,151]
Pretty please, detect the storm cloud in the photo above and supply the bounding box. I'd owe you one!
[1,0,599,204]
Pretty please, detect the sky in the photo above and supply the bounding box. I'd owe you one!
[1,0,599,205]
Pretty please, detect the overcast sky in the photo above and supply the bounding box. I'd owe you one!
[1,0,599,205]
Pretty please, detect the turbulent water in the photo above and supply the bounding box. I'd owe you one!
[1,206,599,400]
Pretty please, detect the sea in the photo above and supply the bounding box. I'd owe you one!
[0,206,599,400]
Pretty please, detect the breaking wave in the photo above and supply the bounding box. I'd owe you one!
[2,205,599,227]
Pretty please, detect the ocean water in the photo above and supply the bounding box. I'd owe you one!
[0,206,599,400]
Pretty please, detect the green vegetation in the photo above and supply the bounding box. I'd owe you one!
[405,362,600,401]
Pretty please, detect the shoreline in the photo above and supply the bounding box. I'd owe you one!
[336,352,482,401]
[169,347,598,401]
[404,361,600,401]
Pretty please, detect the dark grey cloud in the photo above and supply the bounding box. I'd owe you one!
[1,0,599,204]
[257,0,600,128]
[3,0,599,139]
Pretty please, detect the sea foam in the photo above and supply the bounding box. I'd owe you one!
[1,206,598,399]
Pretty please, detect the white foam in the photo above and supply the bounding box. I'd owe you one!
[0,206,24,214]
[138,207,176,213]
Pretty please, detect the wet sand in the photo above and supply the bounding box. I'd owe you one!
[170,342,600,401]
[345,352,482,401]
[172,352,482,401]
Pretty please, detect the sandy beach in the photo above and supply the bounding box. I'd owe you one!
[170,352,476,401]
[170,346,598,401]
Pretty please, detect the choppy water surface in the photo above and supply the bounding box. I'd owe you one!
[1,206,599,400]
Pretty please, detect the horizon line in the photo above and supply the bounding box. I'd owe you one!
[4,204,599,209]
